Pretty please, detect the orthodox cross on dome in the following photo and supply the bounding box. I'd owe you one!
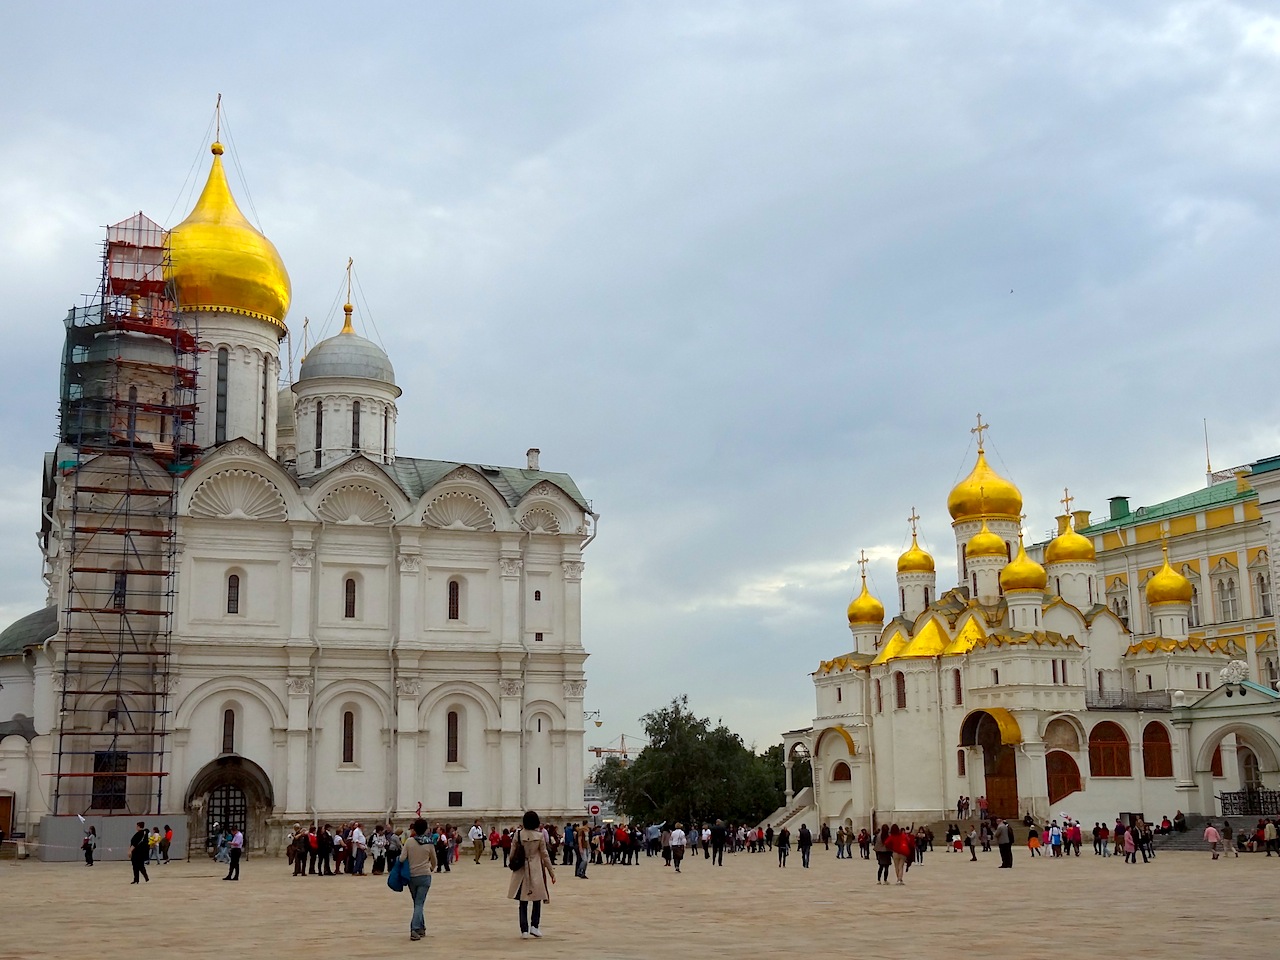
[1060,488,1074,514]
[341,257,355,334]
[971,414,989,451]
[215,92,222,140]
[907,507,920,537]
[857,550,869,582]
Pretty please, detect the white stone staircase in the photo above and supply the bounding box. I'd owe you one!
[758,787,815,833]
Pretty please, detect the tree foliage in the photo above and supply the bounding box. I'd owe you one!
[593,695,783,826]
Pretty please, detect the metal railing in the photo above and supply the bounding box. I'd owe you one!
[1085,690,1172,711]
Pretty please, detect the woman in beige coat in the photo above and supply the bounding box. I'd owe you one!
[507,810,556,939]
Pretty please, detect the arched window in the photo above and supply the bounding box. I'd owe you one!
[893,671,907,710]
[382,409,389,460]
[534,590,542,602]
[215,347,229,444]
[957,749,966,777]
[344,578,357,619]
[923,587,930,607]
[1141,722,1173,778]
[446,710,460,763]
[447,579,461,621]
[1088,721,1131,777]
[1217,577,1239,621]
[314,401,324,469]
[222,708,235,754]
[831,761,852,782]
[261,359,270,441]
[874,679,883,714]
[1046,751,1083,804]
[952,669,963,706]
[342,710,355,764]
[127,385,139,442]
[351,400,361,452]
[226,574,241,615]
[1257,573,1272,617]
[1190,586,1200,627]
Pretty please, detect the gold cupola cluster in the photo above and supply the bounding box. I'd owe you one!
[1146,542,1194,605]
[1000,534,1047,592]
[166,142,292,334]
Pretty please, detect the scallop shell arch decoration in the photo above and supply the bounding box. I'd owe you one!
[317,484,395,524]
[190,470,288,521]
[424,491,496,531]
[518,507,561,534]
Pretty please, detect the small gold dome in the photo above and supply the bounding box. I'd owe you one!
[897,533,935,574]
[948,449,1022,521]
[1000,535,1047,592]
[1044,517,1096,564]
[166,142,292,334]
[847,576,885,626]
[1146,544,1193,605]
[966,518,1007,558]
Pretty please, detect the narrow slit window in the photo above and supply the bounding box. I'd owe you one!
[227,574,240,614]
[447,580,460,621]
[314,401,324,469]
[344,578,357,619]
[222,708,235,754]
[342,710,355,763]
[351,400,361,452]
[216,347,229,444]
[447,710,459,763]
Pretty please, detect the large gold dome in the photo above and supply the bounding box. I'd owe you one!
[1146,546,1193,605]
[847,577,885,625]
[1000,536,1047,591]
[947,449,1022,521]
[1044,519,1096,564]
[166,142,291,333]
[897,533,935,574]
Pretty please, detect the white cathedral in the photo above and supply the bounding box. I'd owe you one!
[778,425,1280,833]
[0,137,595,857]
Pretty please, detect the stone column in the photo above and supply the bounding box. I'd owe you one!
[784,759,794,803]
[395,676,421,816]
[499,678,523,813]
[1017,738,1049,822]
[284,676,312,815]
[168,729,189,817]
[499,554,523,651]
[563,679,586,816]
[288,542,315,647]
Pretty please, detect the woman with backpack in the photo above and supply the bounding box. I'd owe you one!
[507,810,556,939]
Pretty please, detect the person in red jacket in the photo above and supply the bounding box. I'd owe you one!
[888,825,913,884]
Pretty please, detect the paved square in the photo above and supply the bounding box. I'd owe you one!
[2,845,1276,959]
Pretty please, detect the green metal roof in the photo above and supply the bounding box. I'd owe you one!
[1079,479,1256,535]
[390,458,590,512]
[0,606,57,657]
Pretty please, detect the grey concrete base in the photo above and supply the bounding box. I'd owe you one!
[37,815,188,862]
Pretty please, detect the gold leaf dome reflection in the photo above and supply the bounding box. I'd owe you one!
[1000,535,1047,592]
[1146,543,1194,605]
[846,576,885,626]
[897,534,935,574]
[166,142,291,334]
[966,518,1007,558]
[1044,517,1097,564]
[947,449,1022,522]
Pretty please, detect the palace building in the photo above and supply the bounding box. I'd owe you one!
[0,134,595,858]
[777,421,1280,832]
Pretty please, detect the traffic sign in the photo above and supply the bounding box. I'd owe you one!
[587,802,601,816]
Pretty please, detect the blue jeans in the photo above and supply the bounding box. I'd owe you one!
[408,875,432,934]
[575,851,588,878]
[800,847,810,868]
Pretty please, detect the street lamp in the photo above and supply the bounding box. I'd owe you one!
[584,710,603,728]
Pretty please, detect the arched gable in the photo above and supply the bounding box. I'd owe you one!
[177,441,304,520]
[516,481,583,535]
[417,680,502,730]
[305,458,410,523]
[414,466,513,532]
[174,676,288,731]
[523,698,567,727]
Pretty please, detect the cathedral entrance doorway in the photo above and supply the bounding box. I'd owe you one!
[1045,751,1082,805]
[959,709,1022,819]
[184,755,274,857]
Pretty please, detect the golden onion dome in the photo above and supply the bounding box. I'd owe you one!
[897,533,935,574]
[847,576,885,626]
[1000,535,1047,592]
[166,142,291,334]
[1044,518,1096,564]
[1146,544,1193,605]
[966,518,1007,558]
[948,449,1022,521]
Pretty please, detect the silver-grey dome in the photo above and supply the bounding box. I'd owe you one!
[276,385,295,429]
[298,333,396,385]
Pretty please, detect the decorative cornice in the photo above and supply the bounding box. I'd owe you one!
[291,549,315,569]
[286,676,314,695]
[563,679,587,699]
[499,678,524,698]
[396,676,422,697]
[397,554,421,573]
[499,557,524,578]
[561,560,584,582]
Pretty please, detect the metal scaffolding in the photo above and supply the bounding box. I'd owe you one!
[50,214,199,817]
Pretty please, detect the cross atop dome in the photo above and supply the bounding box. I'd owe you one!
[971,413,989,452]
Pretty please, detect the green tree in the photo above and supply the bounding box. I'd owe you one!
[593,695,781,826]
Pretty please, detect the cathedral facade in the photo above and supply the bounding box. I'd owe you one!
[0,138,594,857]
[780,426,1280,833]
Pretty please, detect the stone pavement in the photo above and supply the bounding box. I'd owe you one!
[2,844,1277,959]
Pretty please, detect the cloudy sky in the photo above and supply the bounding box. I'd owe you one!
[4,2,1280,756]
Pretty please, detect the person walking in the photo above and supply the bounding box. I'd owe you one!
[776,826,791,867]
[669,823,687,873]
[128,821,150,884]
[1204,821,1221,860]
[1221,821,1238,858]
[835,826,847,860]
[888,825,912,884]
[508,811,556,940]
[573,823,589,879]
[469,820,485,864]
[404,818,438,941]
[874,825,892,881]
[161,825,173,863]
[82,825,97,866]
[797,824,812,868]
[224,826,243,880]
[966,824,978,862]
[710,820,727,866]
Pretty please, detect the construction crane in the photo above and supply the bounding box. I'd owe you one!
[588,733,642,761]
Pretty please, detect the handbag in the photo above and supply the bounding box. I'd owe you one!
[508,839,526,872]
[386,855,411,893]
